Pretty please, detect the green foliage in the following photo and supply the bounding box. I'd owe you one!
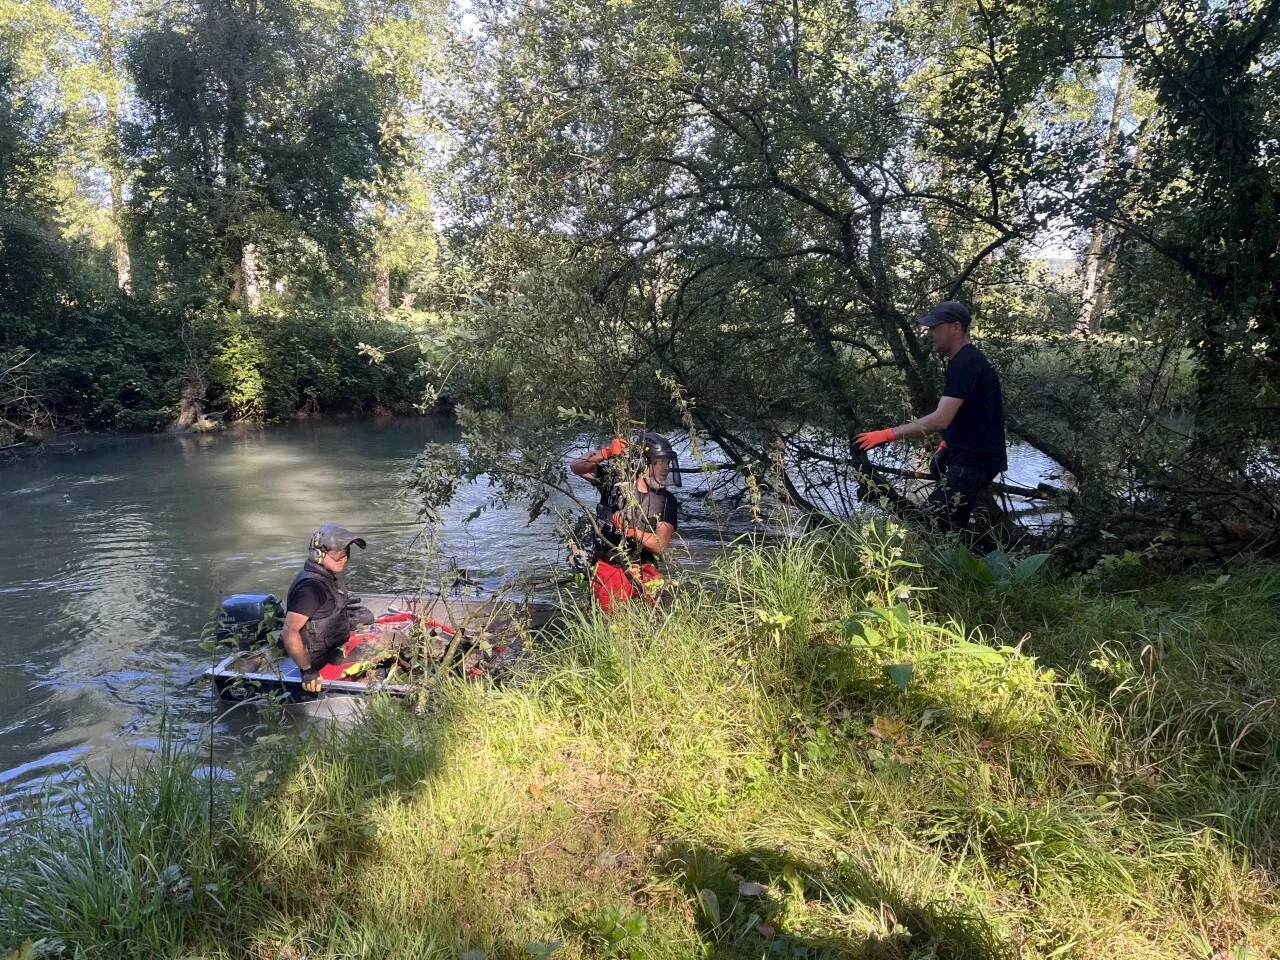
[0,303,187,430]
[0,54,81,314]
[199,307,430,421]
[125,0,387,302]
[0,302,434,431]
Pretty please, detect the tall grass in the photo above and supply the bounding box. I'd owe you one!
[3,526,1278,959]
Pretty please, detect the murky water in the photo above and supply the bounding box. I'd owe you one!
[0,421,703,791]
[0,419,1059,794]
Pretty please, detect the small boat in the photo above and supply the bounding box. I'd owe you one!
[206,592,559,702]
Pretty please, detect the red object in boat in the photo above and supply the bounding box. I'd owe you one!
[317,613,456,680]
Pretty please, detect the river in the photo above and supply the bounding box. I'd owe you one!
[0,420,704,794]
[0,418,1058,796]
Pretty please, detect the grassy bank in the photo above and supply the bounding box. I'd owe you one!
[3,527,1278,959]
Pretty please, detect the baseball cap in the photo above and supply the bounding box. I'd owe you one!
[917,301,972,329]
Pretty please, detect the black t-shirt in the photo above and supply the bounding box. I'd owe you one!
[942,344,1007,472]
[287,578,328,620]
[593,478,678,566]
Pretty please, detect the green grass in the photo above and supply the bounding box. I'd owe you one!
[3,525,1278,959]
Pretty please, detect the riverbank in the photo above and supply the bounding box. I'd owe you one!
[3,528,1278,959]
[0,412,454,463]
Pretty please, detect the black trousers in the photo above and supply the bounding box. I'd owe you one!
[926,450,999,533]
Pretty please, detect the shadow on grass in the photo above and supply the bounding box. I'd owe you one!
[657,842,1013,960]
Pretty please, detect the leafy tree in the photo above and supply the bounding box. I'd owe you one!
[358,0,449,313]
[125,0,387,306]
[443,0,1123,514]
[0,54,76,312]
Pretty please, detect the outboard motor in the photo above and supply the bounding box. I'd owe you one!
[215,593,283,650]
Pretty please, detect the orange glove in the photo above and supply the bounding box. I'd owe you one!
[856,428,895,451]
[599,437,628,459]
[610,511,645,542]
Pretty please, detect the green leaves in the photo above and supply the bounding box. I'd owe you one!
[884,663,915,693]
[944,544,1051,592]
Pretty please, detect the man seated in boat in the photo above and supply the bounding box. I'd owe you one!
[282,525,368,693]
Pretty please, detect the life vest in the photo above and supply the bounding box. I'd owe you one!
[592,480,674,566]
[287,559,351,661]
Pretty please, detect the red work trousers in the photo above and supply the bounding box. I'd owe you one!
[591,560,663,614]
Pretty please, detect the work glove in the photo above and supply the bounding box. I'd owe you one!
[301,667,322,694]
[599,437,628,459]
[855,428,895,452]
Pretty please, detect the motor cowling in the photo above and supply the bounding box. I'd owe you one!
[216,593,283,650]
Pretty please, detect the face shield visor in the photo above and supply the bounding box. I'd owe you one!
[639,432,682,489]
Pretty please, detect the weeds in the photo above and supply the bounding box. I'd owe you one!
[2,525,1278,959]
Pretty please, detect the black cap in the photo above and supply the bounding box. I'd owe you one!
[917,301,972,329]
[312,524,367,553]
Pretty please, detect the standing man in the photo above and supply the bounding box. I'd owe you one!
[856,300,1007,534]
[570,432,681,614]
[282,524,367,693]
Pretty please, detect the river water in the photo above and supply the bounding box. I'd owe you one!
[0,420,689,794]
[0,418,1058,796]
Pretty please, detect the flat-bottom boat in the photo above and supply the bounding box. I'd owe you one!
[206,592,558,702]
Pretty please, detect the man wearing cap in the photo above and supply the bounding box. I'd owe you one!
[282,524,367,693]
[856,300,1007,534]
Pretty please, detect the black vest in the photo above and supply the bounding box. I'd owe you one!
[288,560,351,660]
[593,481,673,566]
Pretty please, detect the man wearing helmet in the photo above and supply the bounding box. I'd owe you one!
[281,524,367,693]
[570,432,681,614]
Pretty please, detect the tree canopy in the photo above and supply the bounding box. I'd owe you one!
[1,0,1277,555]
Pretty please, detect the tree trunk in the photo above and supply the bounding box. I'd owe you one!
[99,6,132,293]
[242,242,262,310]
[374,199,392,313]
[1078,60,1131,337]
[375,263,392,314]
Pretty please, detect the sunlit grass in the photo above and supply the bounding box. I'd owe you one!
[2,526,1278,959]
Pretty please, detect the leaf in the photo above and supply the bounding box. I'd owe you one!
[956,544,996,585]
[889,602,910,627]
[983,550,1011,580]
[840,620,882,647]
[524,943,562,958]
[1011,552,1050,582]
[756,923,776,940]
[738,881,768,897]
[869,715,907,739]
[884,663,914,693]
[919,706,945,728]
[697,888,721,925]
[528,783,543,800]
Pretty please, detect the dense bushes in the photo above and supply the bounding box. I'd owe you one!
[200,307,428,422]
[0,303,434,434]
